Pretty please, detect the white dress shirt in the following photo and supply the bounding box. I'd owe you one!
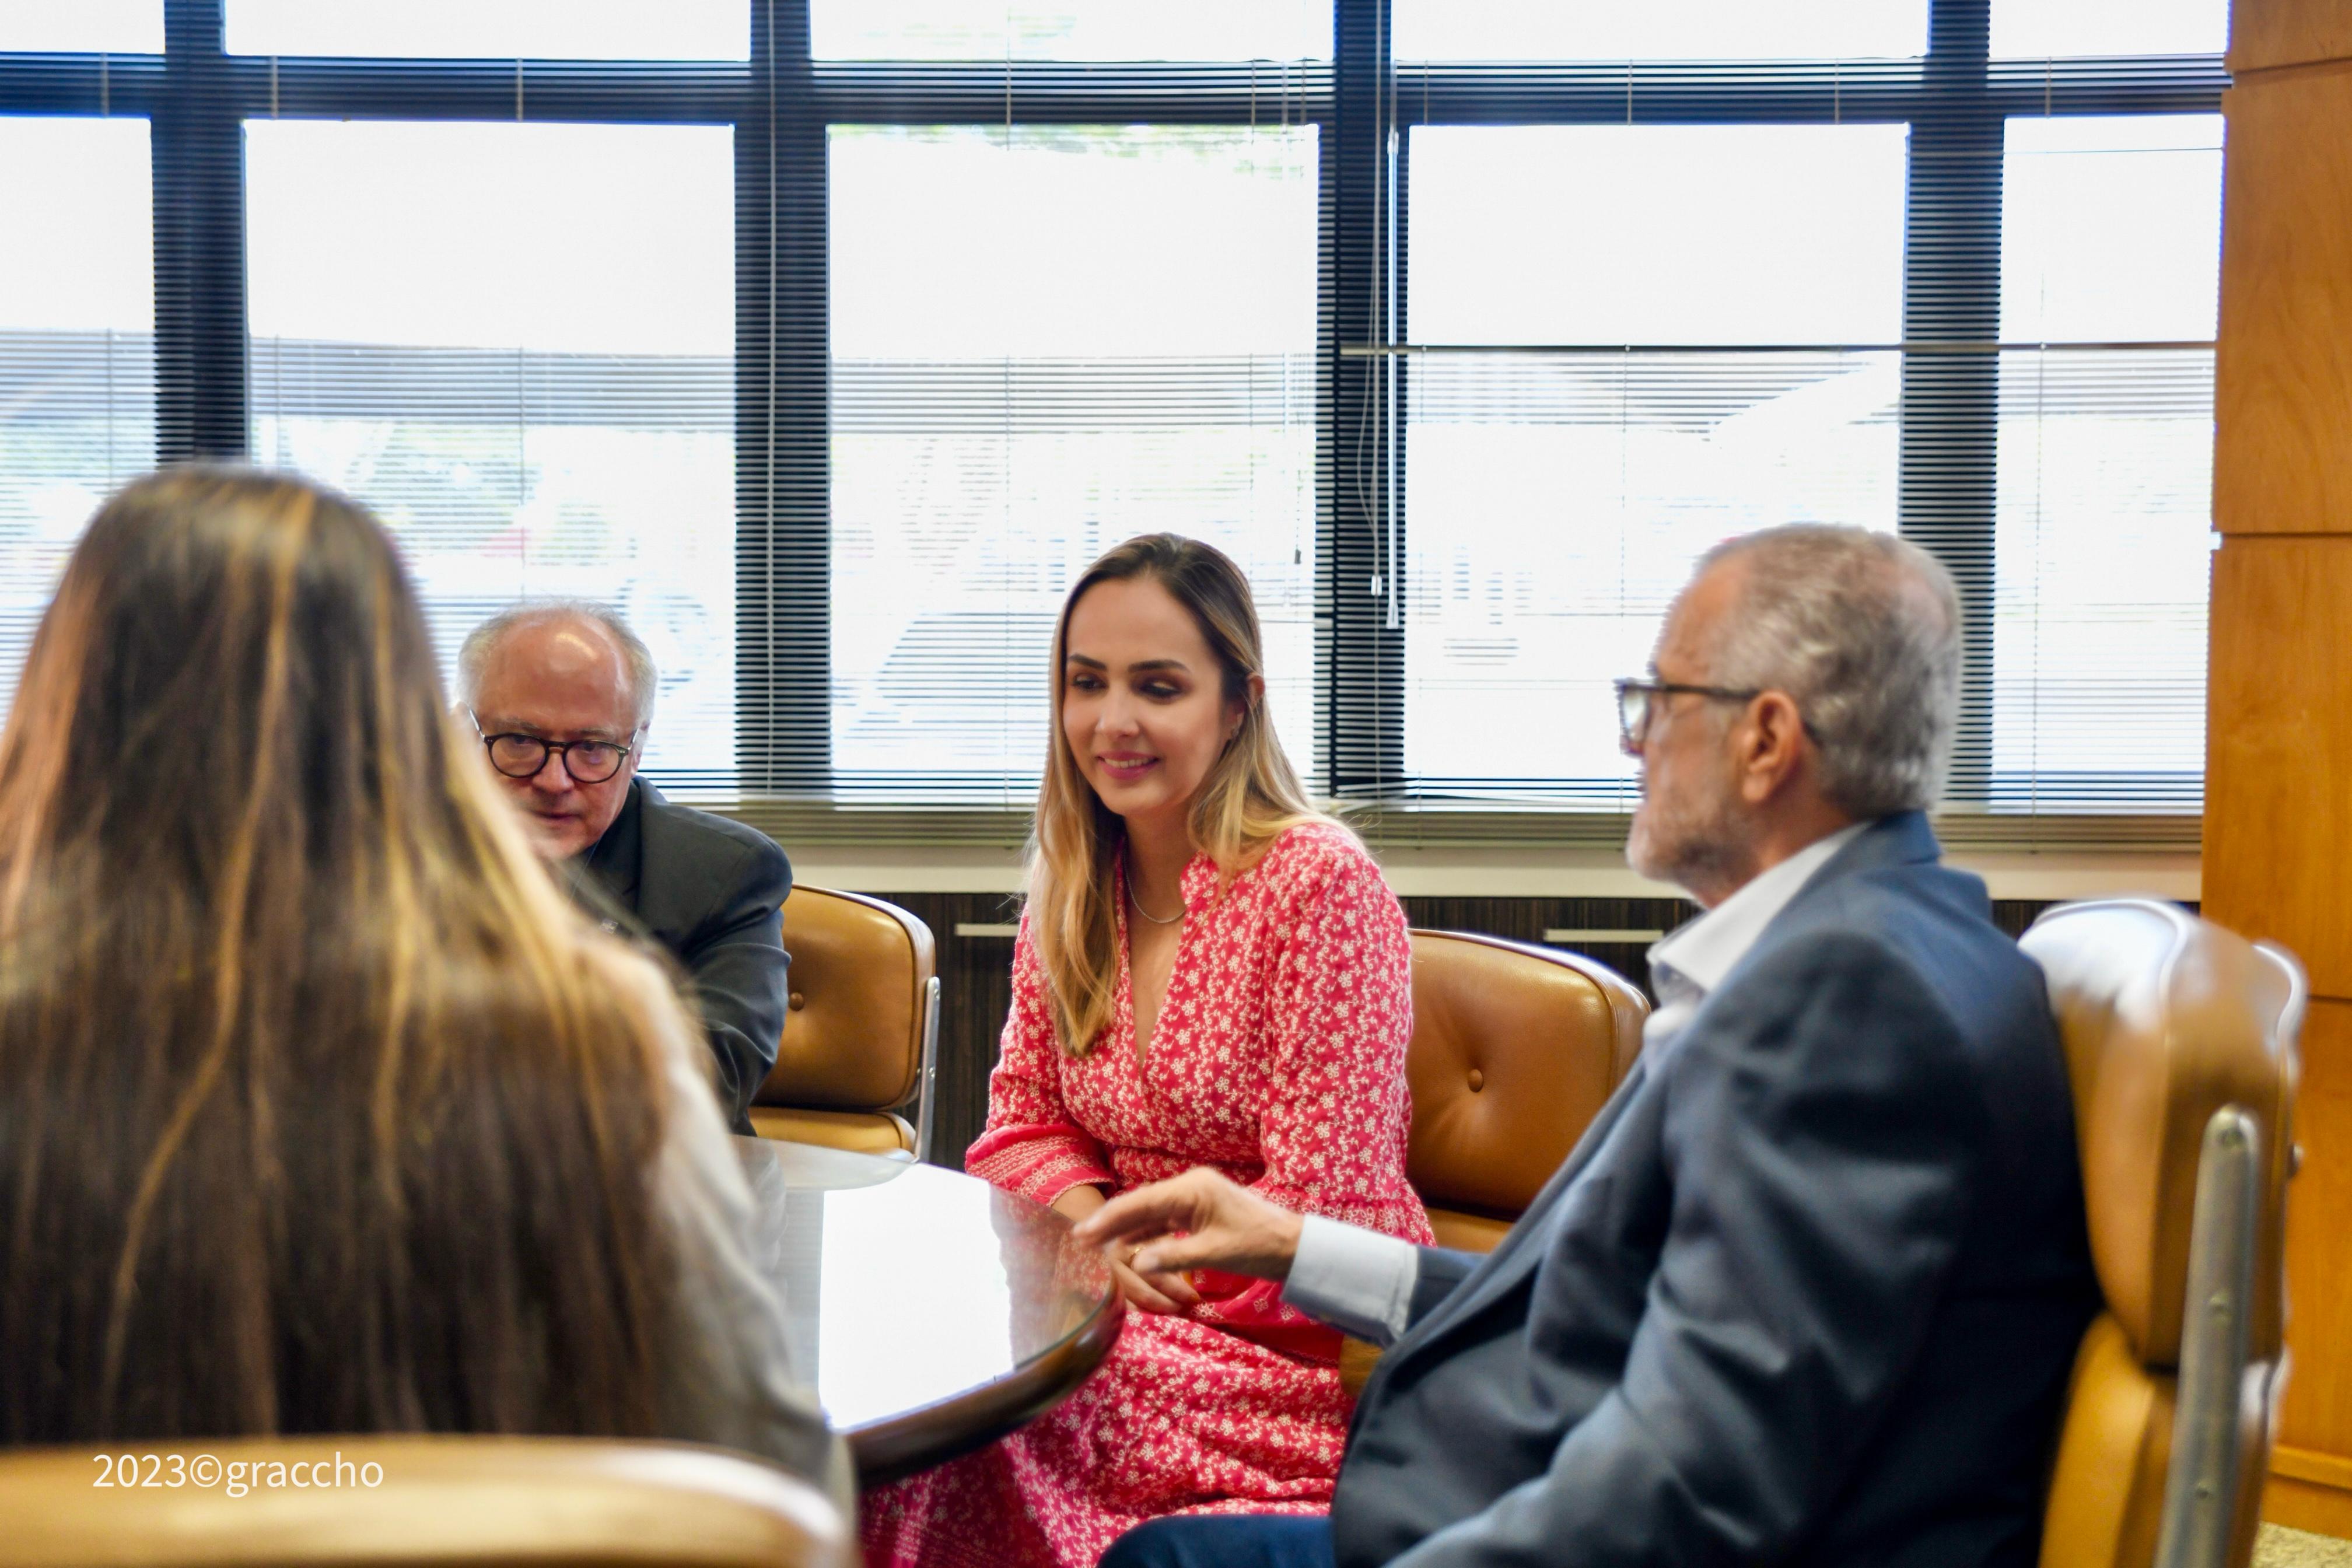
[1279,822,1871,1348]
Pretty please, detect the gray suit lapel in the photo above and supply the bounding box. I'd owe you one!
[1374,821,1949,1394]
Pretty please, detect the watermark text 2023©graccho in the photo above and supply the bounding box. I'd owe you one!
[93,1451,384,1496]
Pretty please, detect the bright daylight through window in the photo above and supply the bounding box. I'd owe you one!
[0,117,153,724]
[0,0,2230,830]
[1403,124,1908,803]
[829,124,1318,802]
[246,122,738,788]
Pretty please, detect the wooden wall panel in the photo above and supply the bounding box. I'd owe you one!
[2217,0,2352,1530]
[2213,71,2352,536]
[2203,537,2352,994]
[2267,1473,2352,1539]
[2230,0,2352,72]
[2278,999,2352,1462]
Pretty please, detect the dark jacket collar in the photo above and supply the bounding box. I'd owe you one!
[1801,808,1943,889]
[578,776,649,908]
[1731,809,1951,965]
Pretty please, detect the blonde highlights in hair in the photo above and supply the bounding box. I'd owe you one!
[0,467,687,1443]
[1026,534,1343,1056]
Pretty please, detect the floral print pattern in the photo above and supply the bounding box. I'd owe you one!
[861,822,1430,1568]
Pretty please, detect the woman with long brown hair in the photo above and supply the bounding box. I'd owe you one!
[864,536,1431,1568]
[0,467,844,1497]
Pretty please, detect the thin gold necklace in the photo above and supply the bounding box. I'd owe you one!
[1124,853,1183,925]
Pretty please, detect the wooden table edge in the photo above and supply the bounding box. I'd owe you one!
[848,1286,1127,1488]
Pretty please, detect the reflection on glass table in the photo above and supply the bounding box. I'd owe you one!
[733,1138,1122,1487]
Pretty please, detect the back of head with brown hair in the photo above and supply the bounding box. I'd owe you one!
[0,466,686,1443]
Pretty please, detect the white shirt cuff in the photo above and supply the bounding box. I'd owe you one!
[1281,1214,1420,1349]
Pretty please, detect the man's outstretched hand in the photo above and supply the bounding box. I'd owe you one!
[1070,1167,1306,1283]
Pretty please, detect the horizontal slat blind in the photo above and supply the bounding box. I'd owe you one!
[0,2,160,54]
[1362,0,2224,822]
[0,116,154,719]
[244,118,740,789]
[1398,122,1906,806]
[223,1,751,61]
[825,118,1321,804]
[809,1,1329,63]
[0,0,2228,836]
[1992,113,2220,815]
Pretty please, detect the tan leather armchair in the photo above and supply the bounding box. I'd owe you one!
[0,1436,849,1568]
[749,886,940,1161]
[2023,898,2303,1568]
[1404,929,1650,1251]
[1339,930,1648,1394]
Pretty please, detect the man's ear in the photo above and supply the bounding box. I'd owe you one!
[1737,690,1808,803]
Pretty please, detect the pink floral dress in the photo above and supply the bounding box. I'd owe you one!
[860,822,1432,1568]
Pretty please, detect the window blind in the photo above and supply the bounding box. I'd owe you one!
[1360,0,2225,831]
[1399,121,1908,806]
[0,0,2227,840]
[807,4,1328,806]
[0,116,155,719]
[1993,113,2220,814]
[827,120,1320,805]
[223,1,751,61]
[0,1,160,54]
[245,119,740,789]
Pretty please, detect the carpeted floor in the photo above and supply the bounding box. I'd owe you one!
[2258,1525,2352,1567]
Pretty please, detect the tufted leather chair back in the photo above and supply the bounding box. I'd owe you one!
[1404,930,1648,1251]
[0,1436,849,1568]
[2022,899,2302,1568]
[750,886,937,1157]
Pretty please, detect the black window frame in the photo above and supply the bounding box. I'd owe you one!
[0,0,2227,842]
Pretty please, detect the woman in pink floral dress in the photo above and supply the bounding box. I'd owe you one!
[862,536,1431,1568]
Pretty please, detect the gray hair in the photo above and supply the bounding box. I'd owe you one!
[456,598,659,729]
[1695,525,1961,818]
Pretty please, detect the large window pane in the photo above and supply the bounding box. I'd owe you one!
[228,1,747,60]
[830,125,1318,800]
[1992,0,2227,58]
[1394,1,1924,62]
[0,117,153,725]
[813,2,1326,61]
[247,121,736,788]
[0,1,161,52]
[1404,125,1906,799]
[1994,115,2222,813]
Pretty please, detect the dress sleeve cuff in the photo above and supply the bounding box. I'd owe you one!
[1280,1213,1419,1349]
[965,1137,1112,1209]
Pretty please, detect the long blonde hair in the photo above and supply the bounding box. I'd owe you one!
[0,467,686,1443]
[1027,534,1341,1056]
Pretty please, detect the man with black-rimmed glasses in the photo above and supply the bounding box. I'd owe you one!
[1086,526,2099,1568]
[460,600,791,1133]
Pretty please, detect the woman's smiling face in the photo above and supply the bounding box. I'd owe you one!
[1059,574,1244,832]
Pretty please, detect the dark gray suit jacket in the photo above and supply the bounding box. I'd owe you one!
[1331,813,2099,1568]
[579,779,792,1135]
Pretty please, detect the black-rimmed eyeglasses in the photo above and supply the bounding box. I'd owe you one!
[470,713,639,784]
[1612,678,1766,755]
